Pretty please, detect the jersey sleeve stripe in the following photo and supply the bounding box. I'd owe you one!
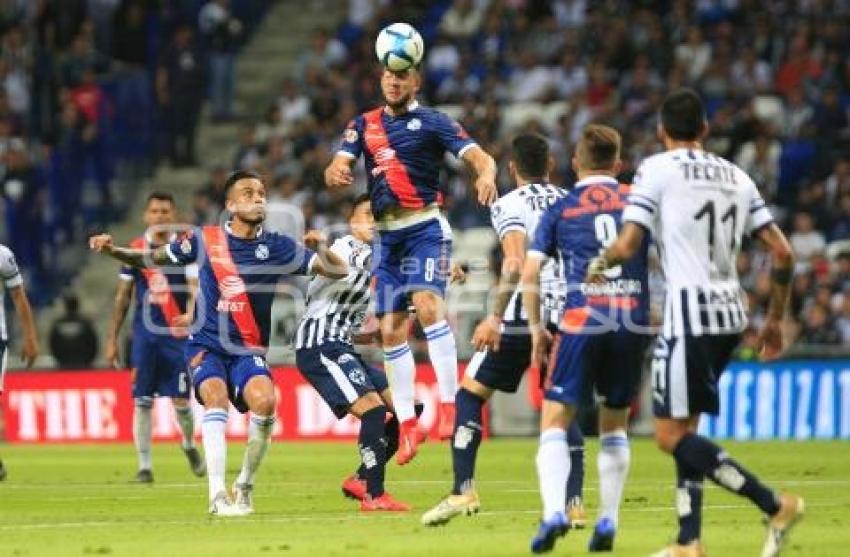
[457,142,477,158]
[628,200,656,214]
[336,150,357,159]
[164,244,180,264]
[498,224,526,238]
[629,193,658,207]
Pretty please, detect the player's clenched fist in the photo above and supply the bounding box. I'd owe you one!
[325,161,354,189]
[303,230,328,250]
[89,233,114,253]
[475,175,498,206]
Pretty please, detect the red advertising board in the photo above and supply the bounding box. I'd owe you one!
[1,364,479,443]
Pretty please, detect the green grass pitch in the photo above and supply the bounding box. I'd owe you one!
[0,439,846,556]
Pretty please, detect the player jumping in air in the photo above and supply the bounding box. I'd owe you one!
[0,243,39,481]
[422,133,587,528]
[325,64,498,464]
[522,125,652,553]
[586,89,804,557]
[90,170,347,516]
[105,192,205,483]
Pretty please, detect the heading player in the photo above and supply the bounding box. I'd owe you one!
[523,125,651,554]
[0,243,39,481]
[105,192,204,483]
[421,133,586,527]
[586,89,803,557]
[325,63,498,463]
[90,170,347,515]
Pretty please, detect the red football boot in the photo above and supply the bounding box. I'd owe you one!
[341,474,367,501]
[396,418,424,465]
[437,401,456,440]
[360,492,412,512]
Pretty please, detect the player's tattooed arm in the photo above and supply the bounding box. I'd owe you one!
[105,279,133,368]
[324,153,355,190]
[520,253,551,368]
[586,222,646,283]
[754,223,795,360]
[472,230,525,352]
[461,145,498,206]
[303,230,349,279]
[89,234,173,268]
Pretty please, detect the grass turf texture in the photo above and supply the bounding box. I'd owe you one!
[0,439,846,556]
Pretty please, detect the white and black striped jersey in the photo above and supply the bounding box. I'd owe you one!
[295,235,372,349]
[623,148,774,337]
[490,182,567,327]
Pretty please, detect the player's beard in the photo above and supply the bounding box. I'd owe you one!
[384,91,412,112]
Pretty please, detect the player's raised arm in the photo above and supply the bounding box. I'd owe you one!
[461,145,498,206]
[89,234,175,268]
[753,223,794,360]
[9,284,38,368]
[105,277,133,368]
[303,230,349,279]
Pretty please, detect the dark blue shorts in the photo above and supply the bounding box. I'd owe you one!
[296,342,389,419]
[546,330,651,409]
[465,333,532,393]
[131,333,189,399]
[373,217,452,315]
[651,333,741,419]
[186,342,272,413]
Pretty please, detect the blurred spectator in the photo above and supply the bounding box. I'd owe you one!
[440,0,485,41]
[49,294,98,368]
[2,139,45,272]
[199,0,243,121]
[730,47,773,96]
[735,131,781,200]
[675,26,710,82]
[790,212,826,261]
[799,304,842,344]
[110,1,147,66]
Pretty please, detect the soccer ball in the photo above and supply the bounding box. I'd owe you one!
[375,23,424,71]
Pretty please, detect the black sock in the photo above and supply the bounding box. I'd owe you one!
[674,433,780,516]
[358,406,388,498]
[566,421,585,502]
[675,457,704,544]
[452,388,485,495]
[355,403,420,478]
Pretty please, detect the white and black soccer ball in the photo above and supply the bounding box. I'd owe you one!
[375,22,424,71]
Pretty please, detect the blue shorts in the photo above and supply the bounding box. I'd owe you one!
[373,217,452,315]
[465,332,532,393]
[296,342,389,419]
[546,330,651,409]
[131,333,189,399]
[186,342,272,413]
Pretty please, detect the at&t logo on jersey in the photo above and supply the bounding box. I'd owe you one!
[217,276,247,312]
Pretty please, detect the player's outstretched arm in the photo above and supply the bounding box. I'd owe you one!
[586,222,646,282]
[520,254,550,368]
[472,230,525,352]
[105,279,133,368]
[754,223,795,360]
[324,153,355,190]
[303,230,349,279]
[89,234,172,268]
[461,145,498,206]
[9,285,38,368]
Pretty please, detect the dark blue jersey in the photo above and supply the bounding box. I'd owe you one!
[529,176,650,333]
[337,102,476,217]
[165,224,316,354]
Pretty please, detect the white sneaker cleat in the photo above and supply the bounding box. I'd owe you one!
[232,482,254,515]
[421,490,480,526]
[209,491,249,517]
[761,494,805,557]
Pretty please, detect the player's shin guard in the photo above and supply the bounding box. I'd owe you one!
[597,430,630,526]
[673,433,781,516]
[359,406,388,498]
[236,413,275,486]
[423,320,458,403]
[202,409,228,499]
[452,388,484,495]
[566,422,585,503]
[675,458,705,545]
[384,343,416,422]
[174,404,195,449]
[134,397,154,471]
[537,428,570,522]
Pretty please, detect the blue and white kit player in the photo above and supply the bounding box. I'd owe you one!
[422,133,586,527]
[325,64,498,463]
[522,125,651,553]
[91,170,348,515]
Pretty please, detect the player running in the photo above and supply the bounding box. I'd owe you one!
[421,133,587,527]
[0,243,39,481]
[586,89,803,557]
[90,170,347,516]
[325,64,498,464]
[523,125,651,554]
[105,192,205,483]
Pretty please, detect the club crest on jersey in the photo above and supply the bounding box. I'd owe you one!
[255,244,269,260]
[407,118,421,131]
[344,128,358,142]
[347,367,366,386]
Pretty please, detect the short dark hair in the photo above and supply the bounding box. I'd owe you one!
[147,191,175,206]
[351,193,371,213]
[660,88,707,141]
[511,133,549,179]
[223,169,262,198]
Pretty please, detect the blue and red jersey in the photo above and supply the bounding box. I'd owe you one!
[337,101,476,217]
[120,236,194,339]
[529,176,650,333]
[165,224,316,354]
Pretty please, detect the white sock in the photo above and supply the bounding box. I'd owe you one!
[423,320,458,402]
[174,405,195,450]
[536,428,569,522]
[133,398,153,471]
[598,430,631,526]
[384,342,416,422]
[202,408,228,500]
[236,413,275,486]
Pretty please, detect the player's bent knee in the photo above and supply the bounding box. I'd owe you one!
[540,400,573,431]
[198,378,229,410]
[171,398,190,409]
[411,291,443,325]
[349,392,384,418]
[460,376,492,400]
